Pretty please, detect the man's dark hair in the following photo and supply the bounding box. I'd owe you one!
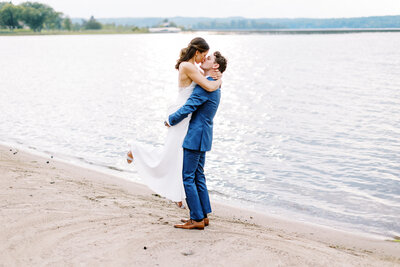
[214,51,227,73]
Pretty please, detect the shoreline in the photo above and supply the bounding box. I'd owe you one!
[1,144,399,265]
[2,141,396,240]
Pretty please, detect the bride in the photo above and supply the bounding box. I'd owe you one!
[127,37,222,208]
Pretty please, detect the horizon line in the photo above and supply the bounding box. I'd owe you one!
[71,14,400,20]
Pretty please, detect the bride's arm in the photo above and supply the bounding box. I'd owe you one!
[181,63,222,92]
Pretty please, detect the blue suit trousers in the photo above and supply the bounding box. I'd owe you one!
[183,148,212,220]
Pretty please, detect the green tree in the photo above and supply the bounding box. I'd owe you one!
[19,2,57,32]
[0,3,6,28]
[63,17,72,31]
[44,11,63,30]
[84,16,102,30]
[169,21,177,27]
[0,3,22,30]
[20,6,44,31]
[72,22,82,31]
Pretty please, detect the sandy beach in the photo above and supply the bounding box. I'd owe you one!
[0,144,399,266]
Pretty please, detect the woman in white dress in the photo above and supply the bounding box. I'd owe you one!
[127,37,222,207]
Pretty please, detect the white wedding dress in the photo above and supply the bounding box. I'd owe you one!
[129,82,196,202]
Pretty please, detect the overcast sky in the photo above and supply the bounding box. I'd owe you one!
[10,0,400,19]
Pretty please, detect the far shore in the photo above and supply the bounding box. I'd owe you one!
[1,144,399,265]
[1,28,400,36]
[0,29,148,36]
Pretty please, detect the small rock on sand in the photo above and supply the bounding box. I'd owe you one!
[181,250,194,256]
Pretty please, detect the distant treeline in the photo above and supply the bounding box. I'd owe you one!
[0,2,143,32]
[91,16,400,30]
[2,2,399,33]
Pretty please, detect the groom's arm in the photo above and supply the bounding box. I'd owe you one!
[168,86,209,126]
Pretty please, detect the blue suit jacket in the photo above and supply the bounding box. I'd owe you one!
[169,77,221,152]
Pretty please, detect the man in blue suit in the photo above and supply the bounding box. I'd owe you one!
[166,51,227,230]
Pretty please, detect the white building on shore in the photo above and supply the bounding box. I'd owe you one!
[149,21,182,33]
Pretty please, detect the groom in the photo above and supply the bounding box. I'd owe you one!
[166,51,227,230]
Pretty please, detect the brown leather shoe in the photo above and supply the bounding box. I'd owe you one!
[181,218,209,226]
[174,219,205,230]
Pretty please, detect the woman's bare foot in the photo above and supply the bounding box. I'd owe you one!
[127,151,134,164]
[175,201,186,209]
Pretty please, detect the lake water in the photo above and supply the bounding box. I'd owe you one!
[1,32,399,238]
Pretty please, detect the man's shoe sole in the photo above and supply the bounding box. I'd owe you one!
[174,224,204,230]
